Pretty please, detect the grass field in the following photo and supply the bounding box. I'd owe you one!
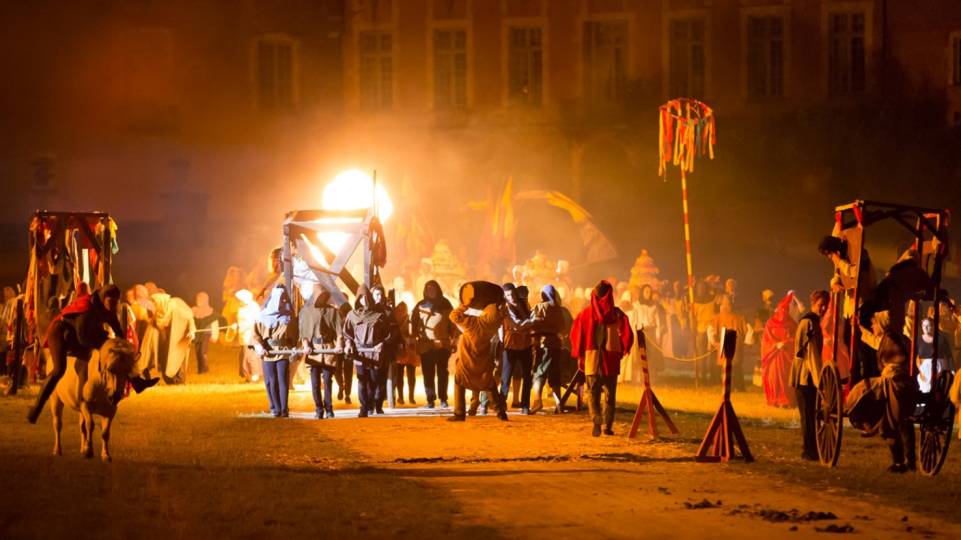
[1,343,959,539]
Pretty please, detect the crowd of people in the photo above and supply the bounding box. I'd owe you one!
[241,274,633,437]
[5,238,961,455]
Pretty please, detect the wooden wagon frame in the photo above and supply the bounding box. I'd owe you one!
[7,211,115,394]
[816,200,955,476]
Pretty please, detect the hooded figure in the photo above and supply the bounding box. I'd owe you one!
[448,285,508,422]
[152,293,197,384]
[569,281,633,436]
[253,285,297,417]
[28,285,158,425]
[299,285,344,418]
[343,284,395,416]
[761,293,798,407]
[412,280,456,408]
[525,284,572,414]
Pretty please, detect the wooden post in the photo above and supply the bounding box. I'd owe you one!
[680,168,699,387]
[695,328,753,463]
[628,329,679,439]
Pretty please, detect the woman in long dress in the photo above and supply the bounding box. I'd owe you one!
[761,293,797,407]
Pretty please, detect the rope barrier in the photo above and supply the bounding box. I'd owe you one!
[643,335,718,363]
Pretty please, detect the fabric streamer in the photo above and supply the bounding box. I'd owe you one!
[658,98,716,178]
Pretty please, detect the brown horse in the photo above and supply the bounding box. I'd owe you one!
[50,338,139,462]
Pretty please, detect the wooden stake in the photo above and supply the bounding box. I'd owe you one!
[695,328,753,463]
[628,329,679,439]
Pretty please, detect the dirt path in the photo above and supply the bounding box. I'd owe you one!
[1,383,958,539]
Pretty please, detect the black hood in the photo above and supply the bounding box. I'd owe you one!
[421,280,452,312]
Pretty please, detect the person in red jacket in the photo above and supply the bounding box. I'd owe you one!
[570,280,634,436]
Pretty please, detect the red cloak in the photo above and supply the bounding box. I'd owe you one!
[570,281,634,376]
[761,293,797,407]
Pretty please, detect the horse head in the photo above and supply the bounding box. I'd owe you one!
[97,339,139,400]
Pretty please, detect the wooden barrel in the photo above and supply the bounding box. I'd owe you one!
[459,281,504,309]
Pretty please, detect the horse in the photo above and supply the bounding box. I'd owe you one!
[50,338,139,462]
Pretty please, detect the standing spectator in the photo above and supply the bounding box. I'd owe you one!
[708,296,749,390]
[635,285,663,379]
[754,289,775,334]
[527,285,571,414]
[916,317,954,393]
[569,281,634,437]
[500,283,533,413]
[191,292,218,375]
[412,280,455,409]
[253,285,297,418]
[392,301,418,405]
[791,290,829,461]
[761,292,798,407]
[693,280,716,385]
[669,280,690,358]
[236,289,263,382]
[723,278,738,308]
[1,286,15,377]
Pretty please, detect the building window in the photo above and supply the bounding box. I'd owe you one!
[359,32,393,110]
[433,0,468,20]
[746,16,784,99]
[505,0,542,18]
[358,0,392,23]
[668,18,705,98]
[256,39,295,111]
[507,27,543,106]
[951,33,961,86]
[583,20,628,100]
[827,11,866,95]
[433,29,468,109]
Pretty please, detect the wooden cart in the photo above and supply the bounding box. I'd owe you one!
[816,201,955,476]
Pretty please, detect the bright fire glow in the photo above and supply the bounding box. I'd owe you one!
[322,169,393,220]
[318,169,393,253]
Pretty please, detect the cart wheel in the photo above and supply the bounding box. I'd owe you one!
[919,371,955,477]
[815,363,843,467]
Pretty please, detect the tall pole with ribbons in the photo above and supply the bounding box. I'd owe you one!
[658,98,716,386]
